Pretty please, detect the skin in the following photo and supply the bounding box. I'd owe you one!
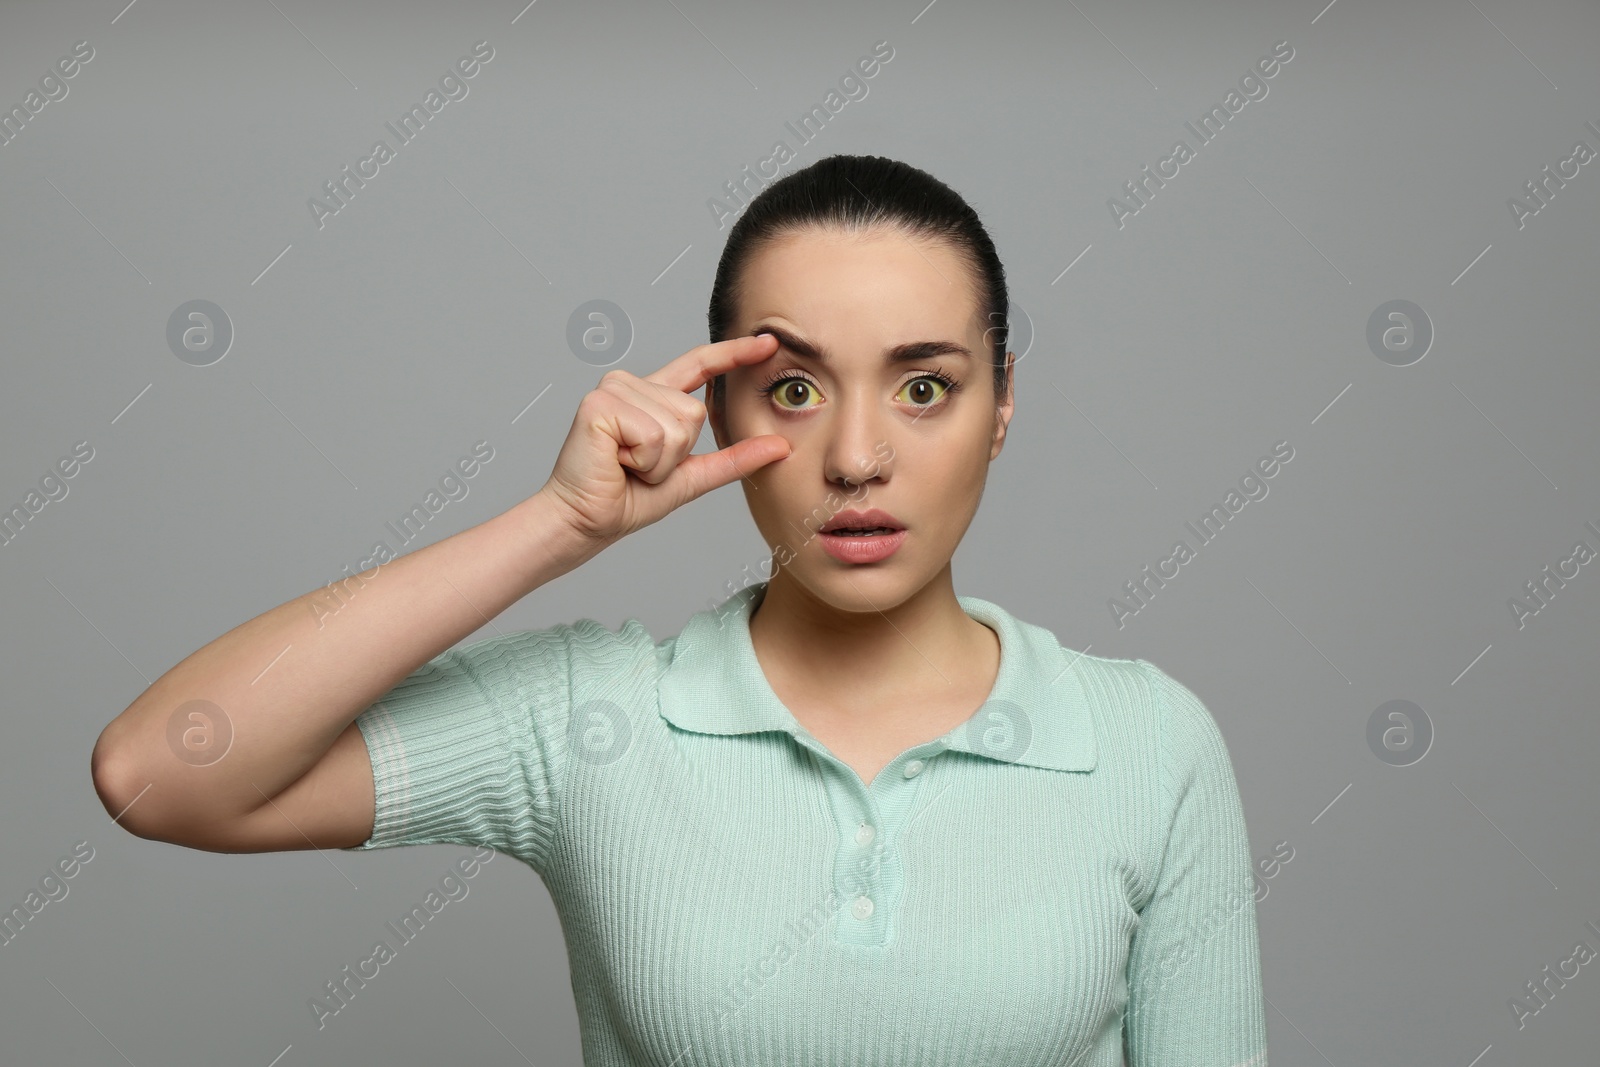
[707,225,1018,782]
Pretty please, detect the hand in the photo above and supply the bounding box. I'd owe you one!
[538,334,791,548]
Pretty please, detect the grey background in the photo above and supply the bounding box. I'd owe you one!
[3,0,1598,1063]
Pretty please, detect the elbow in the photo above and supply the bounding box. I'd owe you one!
[90,725,253,851]
[90,728,161,841]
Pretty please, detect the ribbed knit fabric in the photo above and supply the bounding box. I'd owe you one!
[345,580,1268,1066]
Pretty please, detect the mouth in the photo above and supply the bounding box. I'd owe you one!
[819,509,906,536]
[817,508,908,564]
[817,528,907,563]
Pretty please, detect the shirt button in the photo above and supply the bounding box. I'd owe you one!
[903,759,925,778]
[855,823,875,846]
[852,895,875,920]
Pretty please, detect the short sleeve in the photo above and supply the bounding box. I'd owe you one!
[341,625,575,873]
[1124,661,1269,1067]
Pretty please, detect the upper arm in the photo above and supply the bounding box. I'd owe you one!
[178,720,378,854]
[177,627,571,858]
[336,626,578,866]
[1123,660,1268,1065]
[115,619,641,867]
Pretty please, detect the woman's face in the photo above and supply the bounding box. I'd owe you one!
[709,225,1015,613]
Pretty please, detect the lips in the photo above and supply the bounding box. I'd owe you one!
[820,508,906,535]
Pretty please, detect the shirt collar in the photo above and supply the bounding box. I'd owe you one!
[657,581,1097,774]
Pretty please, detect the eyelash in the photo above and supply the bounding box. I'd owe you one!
[755,367,963,409]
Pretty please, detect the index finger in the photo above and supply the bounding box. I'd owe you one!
[645,332,780,395]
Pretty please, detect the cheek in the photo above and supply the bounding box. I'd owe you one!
[741,451,806,522]
[918,435,991,508]
[925,421,992,472]
[726,390,783,440]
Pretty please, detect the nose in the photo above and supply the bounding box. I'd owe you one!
[822,390,893,491]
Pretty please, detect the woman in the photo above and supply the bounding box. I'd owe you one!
[92,155,1267,1066]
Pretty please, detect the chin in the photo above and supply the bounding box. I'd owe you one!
[781,551,932,610]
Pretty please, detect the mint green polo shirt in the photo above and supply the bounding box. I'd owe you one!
[345,580,1268,1066]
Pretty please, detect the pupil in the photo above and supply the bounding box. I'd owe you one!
[785,382,808,405]
[911,381,931,403]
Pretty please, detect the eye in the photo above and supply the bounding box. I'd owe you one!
[896,369,962,408]
[754,367,964,412]
[756,372,821,410]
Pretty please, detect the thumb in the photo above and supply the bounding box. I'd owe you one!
[674,434,792,503]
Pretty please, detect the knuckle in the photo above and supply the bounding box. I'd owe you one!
[580,389,616,420]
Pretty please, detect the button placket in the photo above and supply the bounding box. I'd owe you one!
[843,809,884,921]
[845,746,942,946]
[797,736,943,947]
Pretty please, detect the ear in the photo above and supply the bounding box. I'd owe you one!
[990,351,1016,461]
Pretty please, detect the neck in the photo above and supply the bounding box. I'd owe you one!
[747,564,990,699]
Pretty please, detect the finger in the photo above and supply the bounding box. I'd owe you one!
[597,396,671,482]
[614,374,704,436]
[670,433,792,504]
[645,333,780,396]
[644,376,710,428]
[609,379,701,483]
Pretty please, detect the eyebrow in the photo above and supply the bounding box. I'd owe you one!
[748,325,973,366]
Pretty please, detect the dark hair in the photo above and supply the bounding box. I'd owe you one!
[706,154,1011,412]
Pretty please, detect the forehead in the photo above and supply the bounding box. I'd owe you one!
[737,227,983,346]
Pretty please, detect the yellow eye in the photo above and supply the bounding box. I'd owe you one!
[759,371,959,411]
[896,374,953,407]
[767,377,820,410]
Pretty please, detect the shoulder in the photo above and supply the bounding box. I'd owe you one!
[1131,659,1232,757]
[982,596,1230,749]
[1039,646,1174,735]
[1067,648,1228,733]
[1127,658,1245,812]
[1052,649,1237,782]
